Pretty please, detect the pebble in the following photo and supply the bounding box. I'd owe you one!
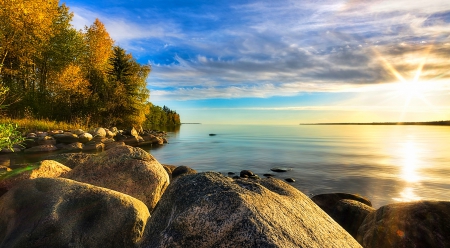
[228,172,235,175]
[271,167,291,172]
[263,174,274,177]
[285,178,295,183]
[240,170,255,178]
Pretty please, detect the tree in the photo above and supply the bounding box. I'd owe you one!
[105,46,150,127]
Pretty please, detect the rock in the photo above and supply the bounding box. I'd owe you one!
[92,127,107,138]
[105,141,125,150]
[72,129,85,135]
[162,164,177,180]
[61,142,84,152]
[0,160,71,191]
[78,132,93,143]
[26,133,36,138]
[240,169,255,178]
[227,172,235,175]
[263,173,274,177]
[270,167,290,172]
[21,138,38,148]
[311,193,373,211]
[63,145,169,212]
[82,141,105,152]
[0,147,21,153]
[172,165,197,179]
[43,153,97,169]
[357,201,450,248]
[332,199,375,239]
[0,177,150,247]
[209,133,216,136]
[53,133,79,144]
[24,144,58,153]
[130,127,138,137]
[162,137,168,143]
[49,130,64,135]
[36,131,48,137]
[105,129,114,138]
[37,135,57,145]
[139,172,361,248]
[123,136,141,146]
[285,178,295,182]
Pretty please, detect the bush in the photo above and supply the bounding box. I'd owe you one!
[0,123,25,151]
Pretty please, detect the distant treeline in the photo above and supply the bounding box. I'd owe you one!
[301,121,450,126]
[145,105,180,128]
[0,1,180,129]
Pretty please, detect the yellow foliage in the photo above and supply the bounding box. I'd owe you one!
[49,64,91,100]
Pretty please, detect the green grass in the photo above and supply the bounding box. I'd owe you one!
[0,118,92,134]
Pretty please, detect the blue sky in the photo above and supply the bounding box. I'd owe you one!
[64,0,450,124]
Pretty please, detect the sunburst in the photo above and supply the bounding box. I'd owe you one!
[372,45,443,121]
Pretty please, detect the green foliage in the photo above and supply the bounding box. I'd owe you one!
[144,104,181,128]
[0,123,25,151]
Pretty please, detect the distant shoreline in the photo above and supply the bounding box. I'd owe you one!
[300,120,450,126]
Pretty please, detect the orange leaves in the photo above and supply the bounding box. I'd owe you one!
[49,64,91,101]
[84,19,114,74]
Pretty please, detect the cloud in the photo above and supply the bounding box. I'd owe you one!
[68,1,450,101]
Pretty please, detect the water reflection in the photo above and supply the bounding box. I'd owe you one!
[393,140,423,202]
[400,141,421,183]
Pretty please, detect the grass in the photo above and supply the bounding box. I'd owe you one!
[0,118,92,134]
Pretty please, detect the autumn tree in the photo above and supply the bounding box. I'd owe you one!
[0,0,59,93]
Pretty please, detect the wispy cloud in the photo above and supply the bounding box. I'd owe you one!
[68,0,450,102]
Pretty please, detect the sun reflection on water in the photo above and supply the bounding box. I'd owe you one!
[392,140,423,202]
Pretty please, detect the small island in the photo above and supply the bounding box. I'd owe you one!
[301,120,450,126]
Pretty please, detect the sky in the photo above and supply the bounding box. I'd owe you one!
[63,0,450,125]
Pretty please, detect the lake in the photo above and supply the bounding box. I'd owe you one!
[148,124,450,208]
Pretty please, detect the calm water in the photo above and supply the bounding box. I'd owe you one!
[148,124,450,208]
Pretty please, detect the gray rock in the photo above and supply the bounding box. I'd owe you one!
[0,177,150,247]
[172,165,197,179]
[92,127,107,138]
[43,153,97,169]
[162,164,177,180]
[78,132,93,143]
[53,133,79,144]
[82,141,104,152]
[72,129,85,135]
[63,145,170,212]
[332,199,375,239]
[0,160,71,191]
[37,135,57,146]
[24,144,58,153]
[61,142,84,152]
[139,172,361,248]
[357,201,450,248]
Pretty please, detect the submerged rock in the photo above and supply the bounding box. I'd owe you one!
[139,172,361,248]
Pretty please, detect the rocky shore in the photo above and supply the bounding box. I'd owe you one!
[0,127,168,154]
[0,145,449,247]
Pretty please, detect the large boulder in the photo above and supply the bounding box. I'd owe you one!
[139,172,361,248]
[43,153,97,169]
[0,160,71,194]
[312,193,374,238]
[63,145,170,212]
[357,201,450,248]
[0,178,150,247]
